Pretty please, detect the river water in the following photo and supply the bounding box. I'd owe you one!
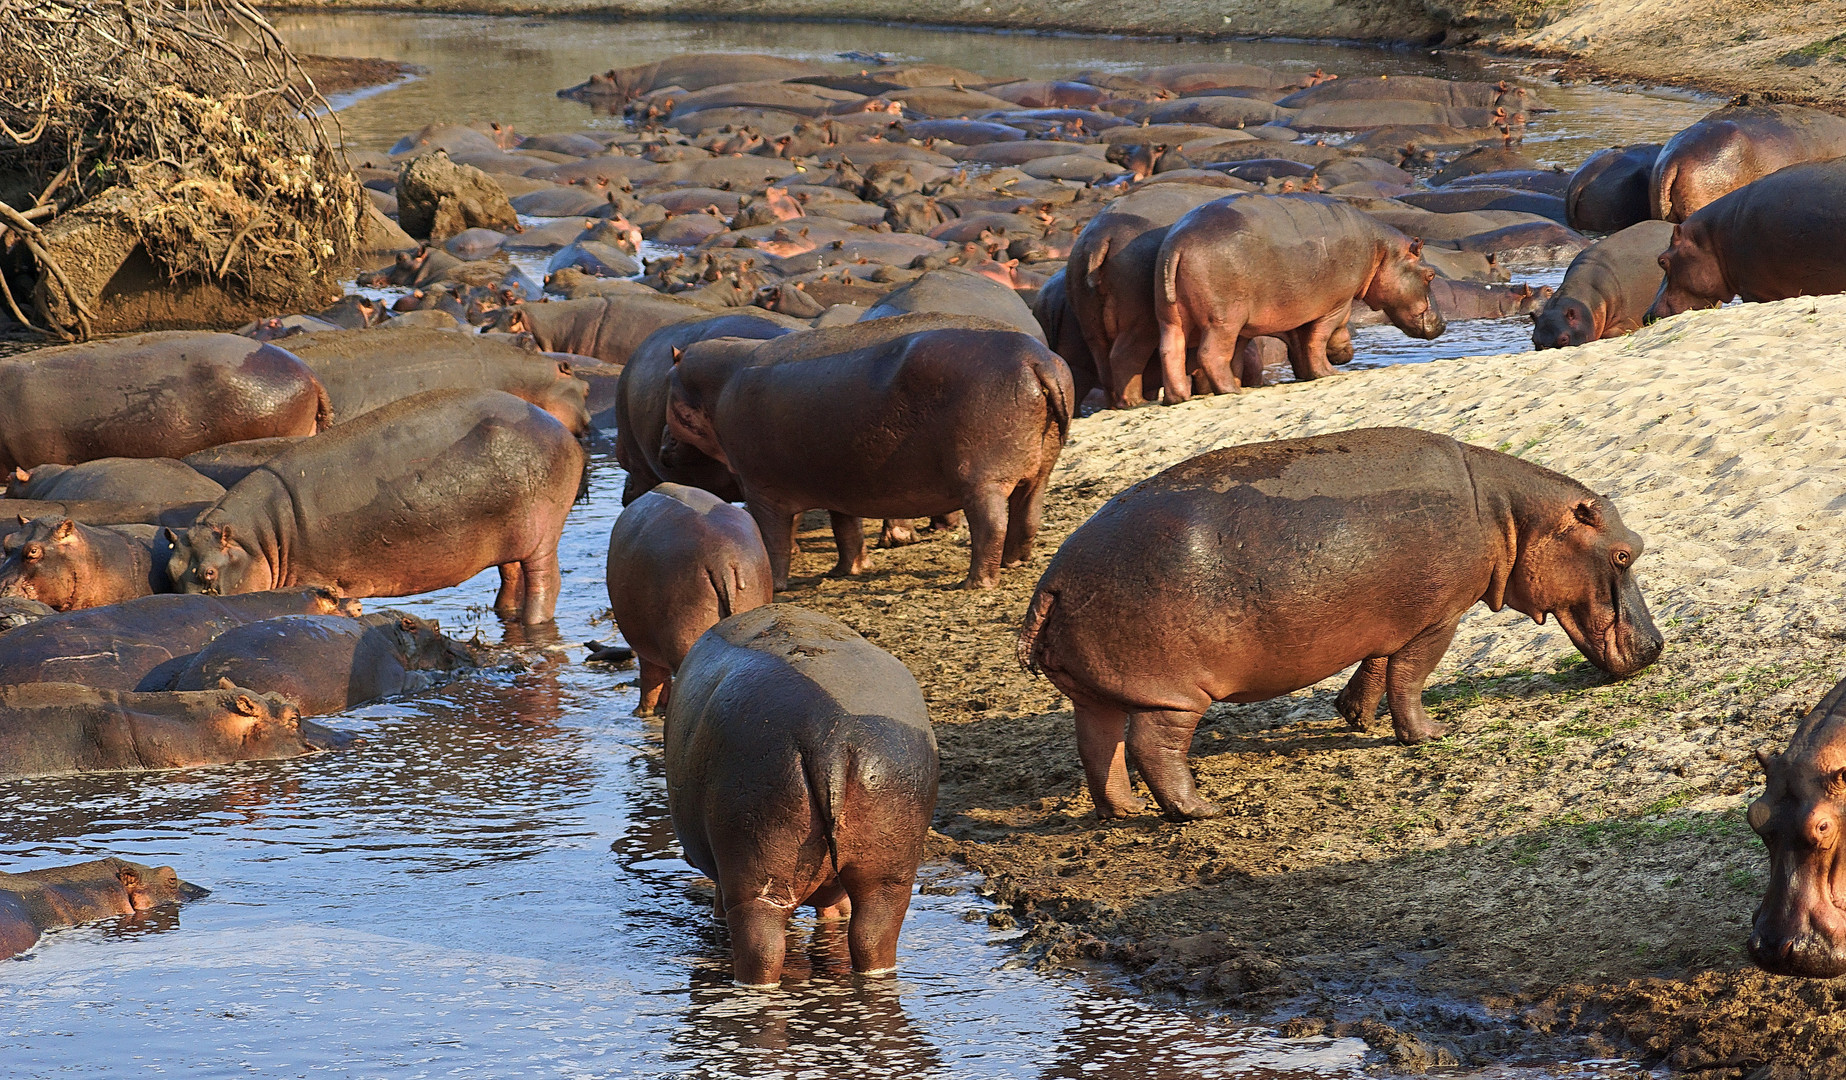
[0,15,1701,1077]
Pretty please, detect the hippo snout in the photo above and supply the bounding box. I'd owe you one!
[178,880,211,901]
[299,719,359,751]
[1749,920,1846,979]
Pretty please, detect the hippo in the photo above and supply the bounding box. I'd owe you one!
[168,612,478,715]
[1427,279,1551,322]
[180,437,306,489]
[665,604,937,988]
[1276,75,1547,113]
[664,314,1073,590]
[559,55,827,102]
[1532,220,1675,348]
[280,329,592,434]
[0,333,330,472]
[492,294,714,366]
[1032,267,1101,404]
[1564,144,1660,234]
[1651,105,1846,222]
[1154,194,1443,399]
[0,597,53,635]
[1748,676,1846,978]
[0,587,358,690]
[613,312,805,505]
[0,518,170,611]
[1018,427,1664,821]
[168,390,584,624]
[7,458,225,505]
[605,484,772,716]
[0,858,208,961]
[1647,159,1846,320]
[859,267,1045,341]
[0,681,351,779]
[1399,187,1569,225]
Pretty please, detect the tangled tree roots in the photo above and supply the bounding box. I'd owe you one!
[0,0,365,339]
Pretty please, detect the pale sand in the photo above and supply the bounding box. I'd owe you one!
[1053,293,1846,675]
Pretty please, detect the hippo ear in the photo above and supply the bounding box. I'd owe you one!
[1755,748,1778,775]
[1408,237,1423,257]
[163,527,180,550]
[231,694,261,717]
[51,519,75,541]
[1571,500,1604,529]
[217,677,237,691]
[15,514,26,527]
[400,615,418,632]
[11,467,26,484]
[217,525,236,551]
[116,866,141,889]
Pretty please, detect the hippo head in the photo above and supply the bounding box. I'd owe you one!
[0,517,92,611]
[1531,296,1598,349]
[1749,698,1846,979]
[1363,237,1445,341]
[210,680,355,757]
[168,524,255,596]
[385,612,479,671]
[112,858,210,910]
[662,338,759,469]
[1646,221,1728,322]
[1503,494,1664,678]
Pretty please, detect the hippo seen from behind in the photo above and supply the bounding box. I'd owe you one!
[0,858,208,960]
[1019,427,1664,821]
[665,605,938,988]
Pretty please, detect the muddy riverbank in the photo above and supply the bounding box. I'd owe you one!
[768,294,1846,1076]
[263,0,1846,105]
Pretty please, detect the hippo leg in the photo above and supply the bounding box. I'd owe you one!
[1336,657,1389,732]
[1002,480,1046,568]
[1191,323,1244,395]
[1106,329,1159,409]
[517,546,562,624]
[1155,316,1193,405]
[1235,339,1267,389]
[635,659,670,717]
[1385,619,1461,745]
[841,872,913,976]
[724,895,793,988]
[1282,309,1345,381]
[1125,709,1223,821]
[809,879,852,921]
[494,563,524,616]
[879,519,919,548]
[1073,699,1147,818]
[961,485,1010,589]
[925,513,961,534]
[746,503,799,591]
[828,513,872,577]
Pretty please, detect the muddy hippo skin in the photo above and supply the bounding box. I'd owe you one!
[664,604,938,987]
[169,612,478,716]
[0,858,208,960]
[7,458,225,505]
[169,389,584,624]
[1650,105,1846,223]
[0,587,358,691]
[0,517,170,611]
[605,483,773,716]
[1564,144,1660,234]
[283,330,592,435]
[1154,194,1443,400]
[0,332,331,472]
[664,313,1073,590]
[613,313,802,505]
[1749,677,1846,978]
[0,681,350,779]
[1018,427,1664,821]
[1647,159,1846,320]
[1533,220,1675,349]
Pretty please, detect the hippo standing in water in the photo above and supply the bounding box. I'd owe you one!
[168,389,584,624]
[0,858,208,960]
[1153,194,1443,401]
[167,612,477,716]
[1650,104,1846,222]
[665,605,938,988]
[0,333,330,472]
[605,484,772,717]
[0,518,171,610]
[1749,677,1846,978]
[1532,220,1675,348]
[0,682,351,778]
[1648,158,1846,319]
[1018,428,1664,821]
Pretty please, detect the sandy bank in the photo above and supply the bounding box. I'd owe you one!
[772,295,1846,1074]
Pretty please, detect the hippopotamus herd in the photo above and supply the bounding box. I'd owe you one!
[3,48,1842,996]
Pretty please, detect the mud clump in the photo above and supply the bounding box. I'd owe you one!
[395,151,521,242]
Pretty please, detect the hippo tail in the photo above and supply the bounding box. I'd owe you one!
[1029,350,1073,443]
[1649,158,1677,222]
[312,380,334,432]
[802,745,852,879]
[1016,588,1055,674]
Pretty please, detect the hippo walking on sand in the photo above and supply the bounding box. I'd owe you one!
[0,858,207,960]
[1018,428,1664,822]
[1749,676,1846,978]
[665,605,938,988]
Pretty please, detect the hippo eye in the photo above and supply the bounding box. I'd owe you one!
[1612,549,1631,568]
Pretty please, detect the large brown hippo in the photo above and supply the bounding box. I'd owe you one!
[1018,428,1664,821]
[1532,220,1675,349]
[0,587,358,690]
[0,858,207,961]
[1748,677,1846,978]
[664,604,937,988]
[605,484,772,716]
[168,612,478,715]
[1564,144,1661,234]
[664,314,1073,590]
[0,682,350,779]
[282,330,592,435]
[7,458,225,505]
[0,333,330,471]
[1651,105,1846,222]
[493,294,715,367]
[1154,194,1443,400]
[613,312,804,505]
[168,389,584,624]
[1647,159,1846,320]
[859,268,1046,342]
[1032,268,1101,404]
[0,518,169,611]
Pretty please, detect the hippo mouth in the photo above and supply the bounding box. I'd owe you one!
[1749,920,1846,978]
[178,881,211,900]
[1556,576,1663,678]
[299,719,360,751]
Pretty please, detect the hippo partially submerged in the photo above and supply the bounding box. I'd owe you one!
[1019,427,1664,821]
[0,858,208,960]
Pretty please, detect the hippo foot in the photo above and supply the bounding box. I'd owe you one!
[1335,695,1380,732]
[879,524,920,548]
[1159,799,1225,823]
[958,575,1000,591]
[1393,719,1449,745]
[1093,797,1147,820]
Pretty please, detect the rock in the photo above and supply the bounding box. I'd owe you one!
[396,150,520,241]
